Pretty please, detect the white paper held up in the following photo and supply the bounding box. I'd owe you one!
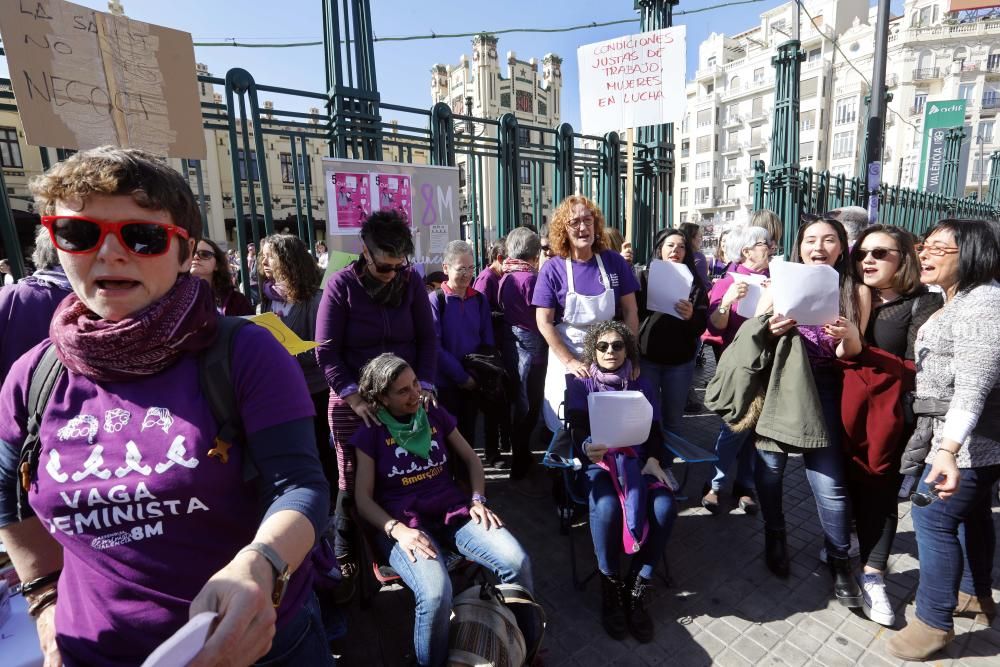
[141,612,217,667]
[646,260,693,319]
[588,391,653,448]
[731,272,767,319]
[769,262,840,326]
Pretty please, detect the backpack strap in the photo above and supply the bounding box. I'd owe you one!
[17,345,64,522]
[198,316,257,482]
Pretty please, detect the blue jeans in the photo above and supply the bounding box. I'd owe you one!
[381,518,533,667]
[754,371,852,558]
[710,423,756,492]
[255,592,335,666]
[640,358,697,434]
[912,463,1000,631]
[586,466,677,579]
[504,326,547,473]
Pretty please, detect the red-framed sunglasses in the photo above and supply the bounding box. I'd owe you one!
[41,215,189,257]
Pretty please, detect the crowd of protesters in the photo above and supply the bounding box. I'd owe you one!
[0,148,998,665]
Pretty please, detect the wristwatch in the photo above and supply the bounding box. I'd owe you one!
[717,305,729,314]
[239,542,290,607]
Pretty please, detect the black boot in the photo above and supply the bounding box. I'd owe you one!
[828,556,862,608]
[599,573,628,640]
[625,573,655,643]
[764,528,790,578]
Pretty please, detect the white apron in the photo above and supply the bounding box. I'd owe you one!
[542,253,616,431]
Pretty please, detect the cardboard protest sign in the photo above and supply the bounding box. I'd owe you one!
[248,313,317,356]
[0,0,206,158]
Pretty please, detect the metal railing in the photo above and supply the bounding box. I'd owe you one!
[913,67,941,80]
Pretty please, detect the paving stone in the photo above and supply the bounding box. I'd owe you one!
[730,635,769,663]
[768,640,811,667]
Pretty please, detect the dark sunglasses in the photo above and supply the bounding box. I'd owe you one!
[42,215,189,257]
[193,249,216,260]
[857,247,898,261]
[363,242,410,275]
[595,340,626,352]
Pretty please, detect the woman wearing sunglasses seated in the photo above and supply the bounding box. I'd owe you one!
[0,147,332,666]
[190,237,254,316]
[565,320,676,644]
[315,210,438,595]
[352,353,532,667]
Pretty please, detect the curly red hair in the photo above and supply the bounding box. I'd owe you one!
[548,195,609,258]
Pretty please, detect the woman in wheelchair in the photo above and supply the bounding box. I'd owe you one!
[567,320,678,644]
[352,353,533,667]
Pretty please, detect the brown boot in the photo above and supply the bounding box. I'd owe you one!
[886,616,955,661]
[954,591,998,625]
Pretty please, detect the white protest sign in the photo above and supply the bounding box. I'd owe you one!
[769,262,840,326]
[646,259,693,319]
[732,272,767,319]
[578,26,687,135]
[588,391,653,448]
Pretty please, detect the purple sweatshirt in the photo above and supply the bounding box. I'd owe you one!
[498,271,539,333]
[707,263,770,350]
[473,267,501,311]
[0,273,72,380]
[316,264,438,397]
[429,284,494,387]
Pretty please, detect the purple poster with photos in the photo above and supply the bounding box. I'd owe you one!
[329,172,372,233]
[374,173,413,223]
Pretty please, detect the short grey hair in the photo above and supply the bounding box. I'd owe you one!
[504,226,540,261]
[32,225,60,270]
[725,226,770,262]
[359,353,412,405]
[828,206,869,242]
[443,239,474,265]
[749,209,783,245]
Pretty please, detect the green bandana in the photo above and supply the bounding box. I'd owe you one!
[377,407,433,460]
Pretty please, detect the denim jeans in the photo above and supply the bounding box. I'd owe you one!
[255,592,335,666]
[912,463,1000,631]
[640,358,697,434]
[380,518,533,667]
[754,371,852,558]
[504,326,547,473]
[710,423,756,492]
[586,465,678,580]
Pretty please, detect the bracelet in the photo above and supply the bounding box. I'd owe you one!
[27,587,58,618]
[20,570,62,596]
[939,448,960,457]
[385,519,400,538]
[471,493,488,506]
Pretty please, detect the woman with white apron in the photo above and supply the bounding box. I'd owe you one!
[532,196,641,433]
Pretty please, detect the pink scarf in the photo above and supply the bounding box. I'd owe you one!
[502,258,535,274]
[49,274,219,382]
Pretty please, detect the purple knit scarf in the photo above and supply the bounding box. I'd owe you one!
[49,274,219,382]
[588,360,632,392]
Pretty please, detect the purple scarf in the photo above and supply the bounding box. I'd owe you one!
[589,360,632,392]
[49,274,219,382]
[262,280,289,304]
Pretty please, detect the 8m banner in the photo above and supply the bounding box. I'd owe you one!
[918,99,967,192]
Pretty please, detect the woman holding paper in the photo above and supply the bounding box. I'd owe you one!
[887,219,1000,661]
[0,148,332,667]
[533,196,640,433]
[758,216,865,608]
[565,320,676,644]
[636,228,709,435]
[702,226,772,514]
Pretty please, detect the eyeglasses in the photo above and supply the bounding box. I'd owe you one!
[193,249,216,261]
[857,247,898,260]
[915,243,960,257]
[595,340,626,353]
[450,265,475,274]
[41,215,189,257]
[568,217,594,229]
[363,243,410,274]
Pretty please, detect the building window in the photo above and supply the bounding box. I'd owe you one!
[913,93,928,114]
[238,150,259,182]
[681,140,690,158]
[679,212,688,223]
[695,187,711,205]
[801,77,819,98]
[988,53,1000,72]
[751,96,763,117]
[801,110,817,131]
[832,131,855,159]
[680,164,688,182]
[697,109,713,127]
[835,98,857,125]
[0,127,22,168]
[753,67,766,83]
[726,129,739,148]
[959,83,976,104]
[279,153,307,184]
[979,120,995,143]
[516,91,533,113]
[538,100,547,115]
[679,188,688,206]
[519,159,531,184]
[695,161,712,179]
[696,135,712,153]
[500,92,511,108]
[725,211,735,221]
[518,127,531,146]
[800,141,815,162]
[807,47,821,62]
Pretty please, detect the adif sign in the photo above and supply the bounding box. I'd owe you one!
[578,26,687,135]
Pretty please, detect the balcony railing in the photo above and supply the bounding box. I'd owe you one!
[801,121,816,131]
[721,142,743,153]
[723,115,743,127]
[748,110,769,124]
[722,169,741,180]
[913,67,940,81]
[982,95,1000,110]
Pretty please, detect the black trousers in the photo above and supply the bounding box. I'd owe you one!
[849,468,902,572]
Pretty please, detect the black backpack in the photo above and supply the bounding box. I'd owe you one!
[15,317,253,522]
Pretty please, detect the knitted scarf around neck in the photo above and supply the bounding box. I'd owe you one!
[356,260,408,308]
[589,360,632,392]
[502,258,536,275]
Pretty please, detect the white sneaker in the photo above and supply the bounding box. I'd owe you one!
[819,532,861,563]
[859,572,895,626]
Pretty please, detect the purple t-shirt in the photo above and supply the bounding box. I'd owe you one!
[531,250,640,324]
[0,326,315,667]
[351,405,468,528]
[498,271,539,333]
[473,268,501,311]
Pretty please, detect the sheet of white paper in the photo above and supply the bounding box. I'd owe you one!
[141,612,217,667]
[769,262,840,326]
[646,260,693,319]
[588,391,653,448]
[731,272,767,319]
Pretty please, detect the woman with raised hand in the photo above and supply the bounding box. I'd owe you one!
[701,225,772,515]
[0,147,331,666]
[352,353,532,667]
[887,219,1000,661]
[844,225,941,627]
[533,196,640,433]
[190,237,253,316]
[315,210,437,596]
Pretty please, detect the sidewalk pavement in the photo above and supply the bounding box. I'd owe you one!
[331,356,1000,666]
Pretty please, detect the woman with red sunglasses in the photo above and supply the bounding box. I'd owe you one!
[0,147,333,667]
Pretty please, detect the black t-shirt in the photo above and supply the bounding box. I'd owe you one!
[865,288,943,360]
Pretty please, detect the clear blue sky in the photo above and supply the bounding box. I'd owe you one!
[1,0,897,129]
